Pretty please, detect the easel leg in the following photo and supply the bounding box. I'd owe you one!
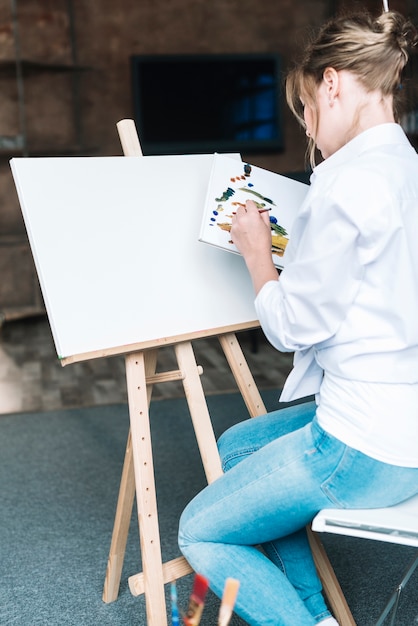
[218,332,267,417]
[125,350,167,626]
[102,430,136,603]
[102,350,158,604]
[308,528,356,625]
[174,341,223,483]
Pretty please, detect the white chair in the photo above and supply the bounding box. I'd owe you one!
[312,493,418,626]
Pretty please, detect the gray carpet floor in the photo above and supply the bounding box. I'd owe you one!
[0,390,417,625]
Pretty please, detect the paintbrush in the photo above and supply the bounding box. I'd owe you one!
[171,581,180,626]
[183,573,209,626]
[232,207,272,215]
[217,578,240,626]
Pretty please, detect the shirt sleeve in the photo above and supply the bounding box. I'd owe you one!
[255,192,364,352]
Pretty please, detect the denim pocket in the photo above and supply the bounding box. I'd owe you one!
[321,445,418,509]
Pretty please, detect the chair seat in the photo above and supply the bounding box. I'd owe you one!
[312,493,418,547]
[312,494,418,625]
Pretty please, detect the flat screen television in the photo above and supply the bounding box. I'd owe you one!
[130,53,284,155]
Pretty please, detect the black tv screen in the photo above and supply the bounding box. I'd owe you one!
[130,53,284,155]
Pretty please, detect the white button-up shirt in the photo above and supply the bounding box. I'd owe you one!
[255,123,418,466]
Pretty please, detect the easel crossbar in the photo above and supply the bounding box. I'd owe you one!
[129,556,193,597]
[146,365,203,386]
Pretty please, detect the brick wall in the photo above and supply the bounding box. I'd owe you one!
[0,0,414,316]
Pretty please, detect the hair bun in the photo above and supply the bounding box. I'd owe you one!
[378,11,418,52]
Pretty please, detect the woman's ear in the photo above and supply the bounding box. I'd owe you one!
[323,67,340,101]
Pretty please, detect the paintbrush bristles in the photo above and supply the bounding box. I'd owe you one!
[222,578,240,605]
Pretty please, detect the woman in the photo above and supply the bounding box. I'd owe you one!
[179,9,418,625]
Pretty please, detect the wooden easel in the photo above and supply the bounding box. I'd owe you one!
[90,119,356,626]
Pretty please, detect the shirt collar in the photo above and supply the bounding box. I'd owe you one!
[311,123,410,180]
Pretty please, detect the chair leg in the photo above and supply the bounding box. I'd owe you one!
[374,553,418,626]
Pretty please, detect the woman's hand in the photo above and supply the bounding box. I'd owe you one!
[230,200,279,294]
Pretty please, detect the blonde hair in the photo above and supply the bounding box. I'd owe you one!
[286,10,418,167]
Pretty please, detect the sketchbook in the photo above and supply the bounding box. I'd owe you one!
[199,154,309,269]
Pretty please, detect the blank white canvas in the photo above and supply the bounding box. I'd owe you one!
[11,155,258,359]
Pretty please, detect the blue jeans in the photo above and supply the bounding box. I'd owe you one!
[178,401,418,626]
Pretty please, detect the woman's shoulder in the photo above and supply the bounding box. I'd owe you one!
[306,157,410,240]
[314,151,415,208]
